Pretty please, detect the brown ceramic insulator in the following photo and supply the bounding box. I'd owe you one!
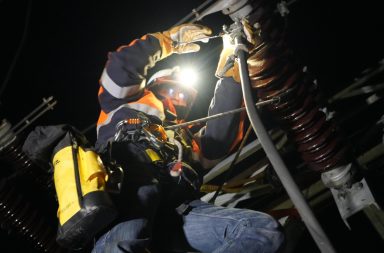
[0,179,64,253]
[0,135,54,192]
[0,136,33,171]
[246,2,349,172]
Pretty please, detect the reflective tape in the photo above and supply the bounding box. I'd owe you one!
[100,68,141,99]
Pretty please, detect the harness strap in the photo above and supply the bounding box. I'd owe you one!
[175,201,193,215]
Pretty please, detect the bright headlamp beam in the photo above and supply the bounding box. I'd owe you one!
[178,68,198,87]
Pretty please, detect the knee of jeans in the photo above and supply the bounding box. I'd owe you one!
[104,219,151,242]
[93,220,152,253]
[118,238,150,253]
[236,215,285,252]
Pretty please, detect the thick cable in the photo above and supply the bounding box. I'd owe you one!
[236,34,336,253]
[165,97,278,130]
[173,0,216,26]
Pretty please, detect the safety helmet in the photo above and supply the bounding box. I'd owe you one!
[147,66,198,121]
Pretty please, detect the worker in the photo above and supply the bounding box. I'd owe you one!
[93,22,284,253]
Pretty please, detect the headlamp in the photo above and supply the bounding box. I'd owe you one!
[177,67,198,87]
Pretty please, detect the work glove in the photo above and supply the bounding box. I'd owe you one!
[151,23,212,60]
[215,19,257,83]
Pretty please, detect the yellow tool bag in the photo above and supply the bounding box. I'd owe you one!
[52,130,117,249]
[22,125,117,250]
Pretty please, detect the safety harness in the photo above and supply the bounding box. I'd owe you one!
[108,112,201,193]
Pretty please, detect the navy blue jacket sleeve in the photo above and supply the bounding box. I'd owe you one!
[199,77,244,160]
[98,34,162,113]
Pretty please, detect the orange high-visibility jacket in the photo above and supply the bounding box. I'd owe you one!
[96,34,245,161]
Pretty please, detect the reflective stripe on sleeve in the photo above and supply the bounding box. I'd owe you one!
[128,103,165,120]
[100,68,141,99]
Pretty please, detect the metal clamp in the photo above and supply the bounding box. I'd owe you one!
[114,120,139,142]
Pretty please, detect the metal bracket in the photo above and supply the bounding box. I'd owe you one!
[10,96,57,135]
[330,178,380,229]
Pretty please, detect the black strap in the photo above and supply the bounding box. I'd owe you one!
[69,131,84,208]
[208,125,253,204]
[175,201,193,215]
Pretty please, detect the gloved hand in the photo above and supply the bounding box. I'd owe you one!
[215,19,257,83]
[215,33,239,81]
[151,23,212,60]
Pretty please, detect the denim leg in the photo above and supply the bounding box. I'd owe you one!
[92,219,151,253]
[91,180,161,253]
[181,200,284,253]
[91,142,162,253]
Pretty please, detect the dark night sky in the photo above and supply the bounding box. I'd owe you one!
[1,0,384,144]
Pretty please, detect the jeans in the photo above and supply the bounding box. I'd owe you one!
[92,142,284,253]
[92,198,284,253]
